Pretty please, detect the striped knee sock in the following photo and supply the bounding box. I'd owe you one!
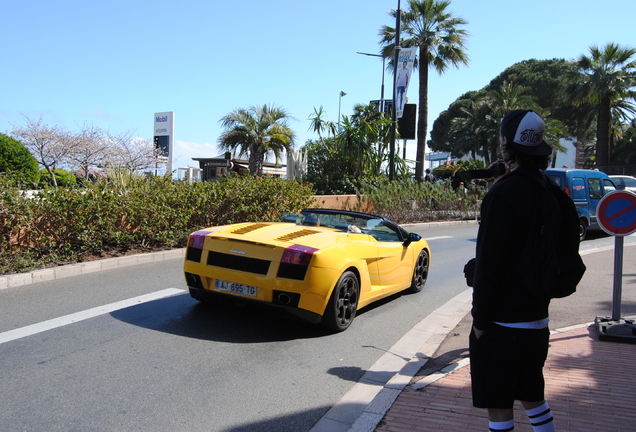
[489,419,514,432]
[525,402,555,432]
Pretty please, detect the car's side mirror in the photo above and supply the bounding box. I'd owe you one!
[402,232,421,247]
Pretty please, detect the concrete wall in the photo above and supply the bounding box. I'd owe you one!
[310,195,359,210]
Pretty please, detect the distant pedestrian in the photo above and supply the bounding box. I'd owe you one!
[470,110,578,432]
[424,168,435,183]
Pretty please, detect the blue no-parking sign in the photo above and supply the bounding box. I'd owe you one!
[597,190,636,236]
[596,190,636,322]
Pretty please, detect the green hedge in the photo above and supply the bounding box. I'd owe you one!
[0,175,483,275]
[357,179,483,224]
[0,175,315,274]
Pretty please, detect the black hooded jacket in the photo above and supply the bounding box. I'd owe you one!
[471,167,562,331]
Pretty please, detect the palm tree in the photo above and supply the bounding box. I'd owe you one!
[308,106,337,150]
[568,43,636,171]
[487,81,536,119]
[612,119,636,167]
[451,99,494,162]
[380,0,469,181]
[218,104,295,175]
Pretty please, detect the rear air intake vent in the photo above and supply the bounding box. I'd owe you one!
[275,230,320,242]
[229,223,270,235]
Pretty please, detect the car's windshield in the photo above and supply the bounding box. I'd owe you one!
[280,210,403,241]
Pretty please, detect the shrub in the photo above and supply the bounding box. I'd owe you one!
[74,168,108,184]
[0,134,39,187]
[38,168,77,188]
[357,179,483,223]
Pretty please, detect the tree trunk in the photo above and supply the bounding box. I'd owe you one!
[249,145,265,176]
[45,165,57,187]
[596,95,611,171]
[415,45,429,182]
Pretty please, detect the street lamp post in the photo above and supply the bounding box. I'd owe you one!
[356,52,386,115]
[388,0,402,181]
[338,91,346,129]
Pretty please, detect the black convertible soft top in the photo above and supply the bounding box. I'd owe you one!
[300,208,381,220]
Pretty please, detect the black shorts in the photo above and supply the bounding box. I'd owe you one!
[469,324,550,409]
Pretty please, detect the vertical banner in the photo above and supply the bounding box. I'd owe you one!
[396,47,417,119]
[153,111,174,174]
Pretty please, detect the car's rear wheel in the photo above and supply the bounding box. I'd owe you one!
[322,271,359,332]
[407,249,429,293]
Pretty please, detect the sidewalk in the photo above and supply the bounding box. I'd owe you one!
[375,323,636,431]
[372,243,636,432]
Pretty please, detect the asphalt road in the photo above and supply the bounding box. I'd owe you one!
[1,223,633,432]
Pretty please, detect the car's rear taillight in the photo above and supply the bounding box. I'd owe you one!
[188,231,210,249]
[281,244,318,266]
[564,186,571,196]
[278,245,318,280]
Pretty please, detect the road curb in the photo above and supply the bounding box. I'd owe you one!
[0,248,185,291]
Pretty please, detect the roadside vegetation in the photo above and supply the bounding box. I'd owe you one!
[0,173,479,275]
[0,174,315,275]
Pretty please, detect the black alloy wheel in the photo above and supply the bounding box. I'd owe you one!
[322,271,359,332]
[408,249,429,293]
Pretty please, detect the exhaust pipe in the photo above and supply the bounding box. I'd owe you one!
[186,273,203,289]
[277,293,291,305]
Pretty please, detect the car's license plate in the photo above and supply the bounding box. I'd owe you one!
[215,279,258,297]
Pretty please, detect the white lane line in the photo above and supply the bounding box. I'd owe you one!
[0,288,185,345]
[580,241,636,256]
[425,236,453,241]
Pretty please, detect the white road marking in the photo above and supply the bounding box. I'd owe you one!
[0,288,185,345]
[425,236,453,241]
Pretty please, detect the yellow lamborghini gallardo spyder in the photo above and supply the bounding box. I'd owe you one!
[184,209,430,332]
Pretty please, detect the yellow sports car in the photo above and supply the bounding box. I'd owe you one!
[184,209,430,332]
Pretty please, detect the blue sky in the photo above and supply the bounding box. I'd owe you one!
[2,0,635,173]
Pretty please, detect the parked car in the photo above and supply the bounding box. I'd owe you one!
[544,169,616,240]
[183,209,431,332]
[609,175,636,193]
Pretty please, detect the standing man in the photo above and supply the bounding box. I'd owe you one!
[470,110,572,432]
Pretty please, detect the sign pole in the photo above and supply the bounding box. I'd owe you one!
[612,235,624,321]
[595,190,636,342]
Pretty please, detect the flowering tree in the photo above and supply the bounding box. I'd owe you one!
[12,117,71,187]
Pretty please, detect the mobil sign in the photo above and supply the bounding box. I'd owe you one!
[153,111,174,173]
